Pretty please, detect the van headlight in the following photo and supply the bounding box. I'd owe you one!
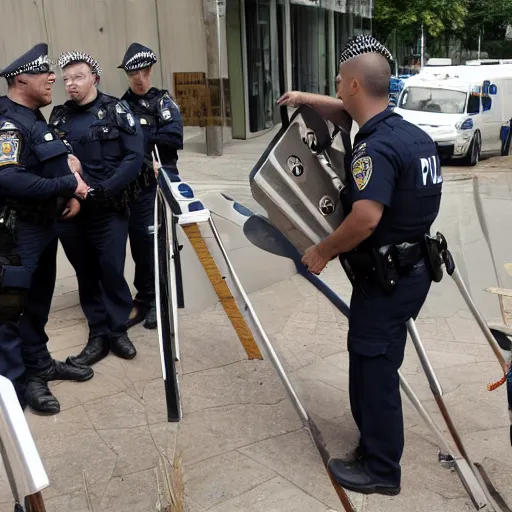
[455,117,474,130]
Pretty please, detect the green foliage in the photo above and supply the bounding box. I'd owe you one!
[374,0,512,58]
[374,0,468,42]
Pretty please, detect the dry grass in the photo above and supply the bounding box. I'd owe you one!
[156,452,185,512]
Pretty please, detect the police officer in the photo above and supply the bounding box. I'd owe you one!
[0,43,93,414]
[50,51,144,366]
[281,35,442,495]
[118,43,184,329]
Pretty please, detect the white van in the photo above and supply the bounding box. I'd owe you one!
[394,64,512,165]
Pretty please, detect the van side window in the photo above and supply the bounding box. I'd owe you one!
[467,95,480,114]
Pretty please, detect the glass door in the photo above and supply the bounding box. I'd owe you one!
[245,0,279,132]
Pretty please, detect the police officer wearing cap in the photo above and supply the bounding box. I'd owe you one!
[49,51,144,367]
[281,35,442,495]
[0,43,93,413]
[118,43,184,330]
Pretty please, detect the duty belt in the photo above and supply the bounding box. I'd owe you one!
[340,240,426,294]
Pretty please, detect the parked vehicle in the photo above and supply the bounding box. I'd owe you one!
[394,64,512,165]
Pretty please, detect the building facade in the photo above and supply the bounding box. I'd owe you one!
[227,0,372,138]
[0,0,371,140]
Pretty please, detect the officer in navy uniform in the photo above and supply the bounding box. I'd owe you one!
[118,43,184,330]
[50,51,144,367]
[0,43,93,414]
[299,35,443,495]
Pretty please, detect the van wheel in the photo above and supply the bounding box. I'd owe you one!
[463,131,481,166]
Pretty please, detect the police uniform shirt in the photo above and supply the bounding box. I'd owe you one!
[0,96,78,201]
[50,92,143,198]
[347,107,442,248]
[121,88,183,165]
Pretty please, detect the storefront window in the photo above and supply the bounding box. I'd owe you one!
[245,0,275,132]
[291,4,330,95]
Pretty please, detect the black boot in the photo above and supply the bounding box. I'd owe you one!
[143,301,157,330]
[25,376,60,414]
[328,458,401,496]
[127,302,148,329]
[68,334,110,367]
[110,333,137,360]
[24,359,94,415]
[49,359,94,382]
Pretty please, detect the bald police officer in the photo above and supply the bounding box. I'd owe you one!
[118,43,184,330]
[0,43,92,413]
[280,35,442,495]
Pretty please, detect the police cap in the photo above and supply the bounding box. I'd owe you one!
[339,35,394,66]
[57,51,102,76]
[0,43,51,79]
[118,43,157,72]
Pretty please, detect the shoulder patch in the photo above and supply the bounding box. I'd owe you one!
[114,100,136,133]
[158,93,179,122]
[352,156,373,191]
[0,130,21,167]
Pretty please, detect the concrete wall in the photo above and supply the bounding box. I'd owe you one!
[0,0,227,119]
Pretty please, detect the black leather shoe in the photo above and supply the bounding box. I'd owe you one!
[143,302,157,330]
[110,333,137,360]
[127,303,148,329]
[49,359,94,382]
[328,459,401,496]
[68,334,110,367]
[25,377,60,415]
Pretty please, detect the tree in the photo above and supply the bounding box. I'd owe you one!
[373,0,468,54]
[457,0,512,54]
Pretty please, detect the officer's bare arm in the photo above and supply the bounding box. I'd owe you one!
[277,91,351,131]
[316,200,384,258]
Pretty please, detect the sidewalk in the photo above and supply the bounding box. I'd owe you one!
[0,127,510,511]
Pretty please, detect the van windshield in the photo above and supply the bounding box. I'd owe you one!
[398,87,467,114]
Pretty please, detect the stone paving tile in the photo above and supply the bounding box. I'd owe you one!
[43,492,93,512]
[184,450,277,510]
[99,468,159,512]
[181,360,287,414]
[205,476,337,512]
[178,401,303,467]
[239,429,365,510]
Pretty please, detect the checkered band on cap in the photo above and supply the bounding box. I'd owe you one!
[58,51,103,76]
[339,35,394,65]
[2,54,50,78]
[123,50,157,71]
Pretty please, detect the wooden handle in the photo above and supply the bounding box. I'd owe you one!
[25,492,46,512]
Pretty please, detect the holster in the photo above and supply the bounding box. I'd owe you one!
[422,234,444,283]
[0,247,29,322]
[340,242,423,295]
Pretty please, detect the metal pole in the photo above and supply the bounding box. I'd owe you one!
[203,0,224,156]
[450,269,509,372]
[478,30,481,61]
[208,217,309,424]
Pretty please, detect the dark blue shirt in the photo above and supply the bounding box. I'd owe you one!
[49,91,144,197]
[0,97,77,202]
[121,87,183,166]
[346,108,442,248]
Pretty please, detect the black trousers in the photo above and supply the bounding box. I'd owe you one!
[0,220,58,400]
[57,207,132,336]
[347,261,432,486]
